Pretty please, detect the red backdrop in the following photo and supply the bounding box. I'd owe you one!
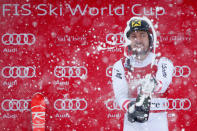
[0,0,197,130]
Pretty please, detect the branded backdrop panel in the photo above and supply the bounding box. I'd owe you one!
[0,0,197,131]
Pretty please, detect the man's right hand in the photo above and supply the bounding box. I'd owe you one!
[127,94,151,123]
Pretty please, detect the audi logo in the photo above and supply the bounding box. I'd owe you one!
[106,33,125,45]
[173,66,191,78]
[105,99,121,110]
[106,66,113,78]
[165,98,191,110]
[54,66,87,78]
[54,98,88,111]
[1,99,31,112]
[2,33,36,45]
[1,66,36,78]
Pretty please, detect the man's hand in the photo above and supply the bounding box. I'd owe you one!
[128,94,151,123]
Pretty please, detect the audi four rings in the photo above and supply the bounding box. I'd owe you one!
[166,98,191,110]
[1,99,31,112]
[106,33,125,45]
[54,66,87,78]
[173,66,191,77]
[54,98,88,111]
[1,66,36,78]
[2,33,36,45]
[106,66,191,78]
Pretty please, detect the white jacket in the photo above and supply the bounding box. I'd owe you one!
[112,53,174,131]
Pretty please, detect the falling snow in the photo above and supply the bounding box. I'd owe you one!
[0,0,196,131]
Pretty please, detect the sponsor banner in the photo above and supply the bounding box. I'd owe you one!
[105,98,191,111]
[106,65,191,78]
[0,0,196,130]
[105,33,192,46]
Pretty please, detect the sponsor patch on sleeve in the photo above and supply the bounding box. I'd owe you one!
[114,69,122,79]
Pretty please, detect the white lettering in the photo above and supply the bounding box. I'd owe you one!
[13,4,20,16]
[37,4,47,16]
[3,48,18,53]
[3,114,17,119]
[156,7,165,18]
[57,35,86,42]
[53,80,69,86]
[1,4,165,18]
[49,4,58,16]
[144,7,153,16]
[3,4,11,16]
[109,4,113,16]
[21,4,31,16]
[131,4,165,18]
[100,7,107,15]
[89,7,99,16]
[108,48,122,52]
[3,80,17,89]
[132,4,141,16]
[114,4,124,16]
[66,4,87,16]
[107,113,121,118]
[55,113,70,118]
[60,4,63,16]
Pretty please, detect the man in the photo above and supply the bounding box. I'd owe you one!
[112,17,174,131]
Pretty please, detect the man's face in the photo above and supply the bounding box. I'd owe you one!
[129,31,150,55]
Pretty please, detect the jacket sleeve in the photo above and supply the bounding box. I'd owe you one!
[112,60,131,112]
[154,57,174,93]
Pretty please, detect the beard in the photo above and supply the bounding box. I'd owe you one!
[131,47,149,56]
[130,41,150,56]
